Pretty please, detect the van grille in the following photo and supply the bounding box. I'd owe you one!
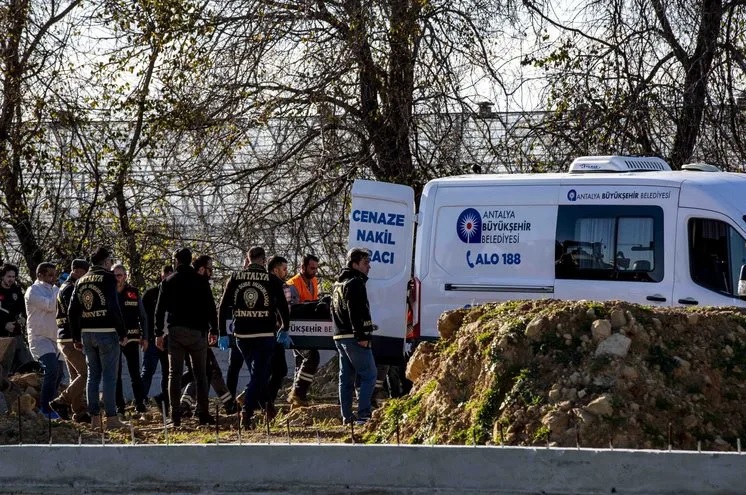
[624,160,668,171]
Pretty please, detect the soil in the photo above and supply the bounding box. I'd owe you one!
[367,300,746,451]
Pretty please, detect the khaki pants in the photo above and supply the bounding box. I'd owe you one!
[58,341,88,414]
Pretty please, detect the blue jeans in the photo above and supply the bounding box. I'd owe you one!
[335,338,376,422]
[83,331,120,417]
[38,352,63,413]
[226,337,244,398]
[141,337,169,404]
[236,336,275,418]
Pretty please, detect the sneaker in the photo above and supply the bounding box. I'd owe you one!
[223,400,238,415]
[73,412,92,424]
[41,409,61,420]
[135,402,147,414]
[355,417,370,426]
[178,403,193,418]
[287,390,309,407]
[342,416,357,426]
[198,413,216,426]
[106,414,131,431]
[49,398,71,420]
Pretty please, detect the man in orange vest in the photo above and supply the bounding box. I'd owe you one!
[286,254,320,407]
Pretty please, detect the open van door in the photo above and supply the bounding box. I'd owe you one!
[348,180,415,364]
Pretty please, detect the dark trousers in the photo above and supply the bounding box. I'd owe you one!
[262,343,288,407]
[236,336,275,418]
[226,337,244,398]
[168,326,208,416]
[182,347,232,408]
[116,341,146,411]
[291,348,320,399]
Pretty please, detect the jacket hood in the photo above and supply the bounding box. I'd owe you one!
[337,267,368,283]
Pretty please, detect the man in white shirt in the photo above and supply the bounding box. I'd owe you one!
[25,262,61,419]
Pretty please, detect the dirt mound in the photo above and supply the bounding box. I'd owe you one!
[367,300,746,450]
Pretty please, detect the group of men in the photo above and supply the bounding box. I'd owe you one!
[0,243,380,428]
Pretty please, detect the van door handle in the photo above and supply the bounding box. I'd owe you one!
[677,298,699,305]
[646,295,666,302]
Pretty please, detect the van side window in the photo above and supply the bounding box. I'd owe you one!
[556,205,664,282]
[688,218,746,296]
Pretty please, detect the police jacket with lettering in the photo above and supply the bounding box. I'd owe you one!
[119,284,148,341]
[218,263,290,339]
[68,266,127,341]
[155,264,218,337]
[0,284,26,337]
[331,268,374,343]
[56,276,78,342]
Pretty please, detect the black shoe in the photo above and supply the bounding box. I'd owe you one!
[178,403,193,418]
[265,403,278,423]
[135,402,147,414]
[168,410,181,427]
[73,412,91,424]
[223,400,238,415]
[240,412,254,430]
[198,413,216,425]
[49,399,71,420]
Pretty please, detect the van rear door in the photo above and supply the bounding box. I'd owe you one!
[348,180,416,363]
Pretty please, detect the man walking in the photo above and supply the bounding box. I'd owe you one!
[113,264,148,416]
[140,264,172,414]
[25,262,62,419]
[69,247,130,431]
[219,246,289,427]
[331,248,377,425]
[154,248,218,426]
[52,259,91,422]
[287,254,320,407]
[0,263,35,375]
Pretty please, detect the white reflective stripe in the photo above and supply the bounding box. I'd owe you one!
[181,395,194,406]
[333,334,354,340]
[298,372,314,382]
[82,328,117,333]
[219,393,232,403]
[234,332,275,339]
[57,338,74,343]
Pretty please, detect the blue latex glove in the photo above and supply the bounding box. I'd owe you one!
[276,330,293,349]
[218,336,230,351]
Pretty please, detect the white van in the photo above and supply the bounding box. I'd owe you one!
[348,156,746,362]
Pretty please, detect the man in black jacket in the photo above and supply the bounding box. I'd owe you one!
[51,259,90,422]
[331,247,377,425]
[69,247,129,431]
[140,264,172,414]
[155,248,218,426]
[218,246,289,427]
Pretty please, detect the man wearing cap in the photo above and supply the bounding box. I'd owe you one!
[154,248,218,426]
[331,247,377,425]
[69,247,130,431]
[218,246,289,427]
[50,259,91,422]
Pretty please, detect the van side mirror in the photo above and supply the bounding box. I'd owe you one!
[739,265,746,298]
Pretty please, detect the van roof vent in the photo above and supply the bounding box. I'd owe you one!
[681,162,721,172]
[568,155,672,173]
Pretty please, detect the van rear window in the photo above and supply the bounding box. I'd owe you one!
[555,205,664,282]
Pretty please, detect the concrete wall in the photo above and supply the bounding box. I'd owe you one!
[1,444,745,494]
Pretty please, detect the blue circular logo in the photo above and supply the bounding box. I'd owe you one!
[567,189,577,201]
[456,208,482,243]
